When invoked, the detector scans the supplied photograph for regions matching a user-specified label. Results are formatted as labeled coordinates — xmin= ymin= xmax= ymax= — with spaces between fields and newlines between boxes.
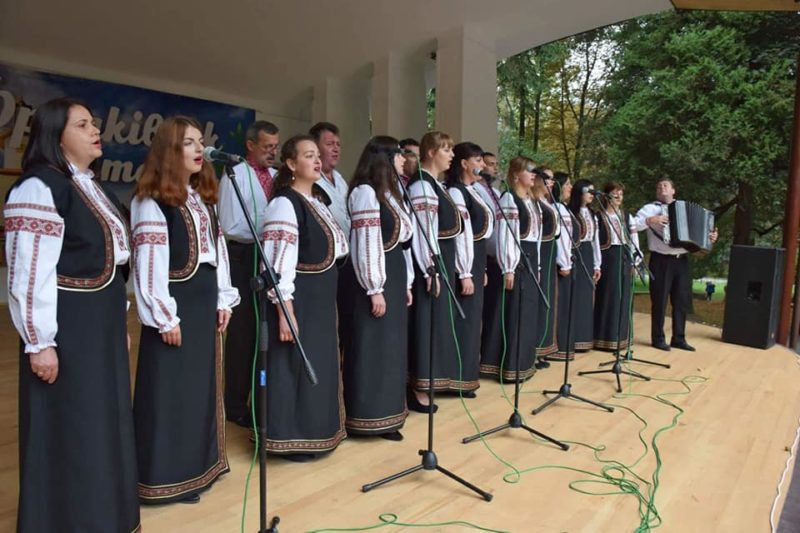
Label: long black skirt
xmin=135 ymin=264 xmax=228 ymax=503
xmin=452 ymin=238 xmax=487 ymax=391
xmin=18 ymin=270 xmax=139 ymax=533
xmin=573 ymin=242 xmax=595 ymax=351
xmin=409 ymin=238 xmax=459 ymax=392
xmin=594 ymin=245 xmax=633 ymax=351
xmin=555 ymin=266 xmax=575 ymax=358
xmin=341 ymin=247 xmax=408 ymax=435
xmin=536 ymin=239 xmax=558 ymax=357
xmin=265 ymin=266 xmax=345 ymax=454
xmin=479 ymin=241 xmax=539 ymax=382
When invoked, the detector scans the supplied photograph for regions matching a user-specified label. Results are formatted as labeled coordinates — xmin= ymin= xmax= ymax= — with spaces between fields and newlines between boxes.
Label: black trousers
xmin=224 ymin=241 xmax=258 ymax=421
xmin=648 ymin=252 xmax=690 ymax=344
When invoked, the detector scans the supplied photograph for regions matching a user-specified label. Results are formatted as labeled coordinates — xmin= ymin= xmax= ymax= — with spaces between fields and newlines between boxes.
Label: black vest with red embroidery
xmin=9 ymin=165 xmax=126 ymax=290
xmin=449 ymin=182 xmax=490 ymax=241
xmin=411 ymin=170 xmax=462 ymax=240
xmin=377 ymin=196 xmax=405 ymax=251
xmin=539 ymin=200 xmax=558 ymax=242
xmin=506 ymin=191 xmax=532 ymax=239
xmin=597 ymin=209 xmax=628 ymax=251
xmin=154 ymin=199 xmax=218 ymax=281
xmin=274 ymin=188 xmax=336 ymax=273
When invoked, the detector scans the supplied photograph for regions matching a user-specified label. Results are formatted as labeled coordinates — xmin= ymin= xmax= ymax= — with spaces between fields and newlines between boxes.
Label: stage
xmin=0 ymin=310 xmax=798 ymax=532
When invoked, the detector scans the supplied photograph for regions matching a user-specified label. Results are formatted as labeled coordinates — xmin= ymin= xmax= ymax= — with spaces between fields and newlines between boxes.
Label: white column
xmin=435 ymin=25 xmax=498 ymax=153
xmin=371 ymin=47 xmax=428 ymax=140
xmin=311 ymin=69 xmax=371 ymax=179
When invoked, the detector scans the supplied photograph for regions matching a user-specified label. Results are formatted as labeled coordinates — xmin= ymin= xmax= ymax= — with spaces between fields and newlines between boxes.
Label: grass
xmin=632 ymin=278 xmax=726 ymax=327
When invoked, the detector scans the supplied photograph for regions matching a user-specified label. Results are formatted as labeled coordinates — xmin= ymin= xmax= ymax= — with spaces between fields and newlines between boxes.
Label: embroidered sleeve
xmin=4 ymin=178 xmax=64 ymax=353
xmin=592 ymin=213 xmax=602 ymax=271
xmin=449 ymin=187 xmax=474 ymax=279
xmin=556 ymin=205 xmax=573 ymax=271
xmin=262 ymin=197 xmax=299 ymax=302
xmin=403 ymin=248 xmax=414 ymax=289
xmin=496 ymin=192 xmax=520 ymax=274
xmin=131 ymin=197 xmax=180 ymax=333
xmin=629 ymin=214 xmax=643 ymax=266
xmin=349 ymin=185 xmax=386 ymax=295
xmin=213 ymin=205 xmax=241 ymax=310
xmin=409 ymin=180 xmax=440 ymax=277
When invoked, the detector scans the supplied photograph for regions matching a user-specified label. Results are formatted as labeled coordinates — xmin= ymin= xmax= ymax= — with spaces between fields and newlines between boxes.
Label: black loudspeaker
xmin=722 ymin=245 xmax=784 ymax=349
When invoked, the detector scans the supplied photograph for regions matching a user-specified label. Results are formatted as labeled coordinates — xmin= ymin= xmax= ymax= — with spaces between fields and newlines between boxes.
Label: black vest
xmin=597 ymin=209 xmax=628 ymax=251
xmin=154 ymin=198 xmax=218 ymax=281
xmin=377 ymin=196 xmax=406 ymax=251
xmin=449 ymin=182 xmax=490 ymax=241
xmin=539 ymin=200 xmax=558 ymax=242
xmin=506 ymin=191 xmax=532 ymax=239
xmin=9 ymin=165 xmax=127 ymax=290
xmin=412 ymin=170 xmax=461 ymax=240
xmin=274 ymin=188 xmax=336 ymax=273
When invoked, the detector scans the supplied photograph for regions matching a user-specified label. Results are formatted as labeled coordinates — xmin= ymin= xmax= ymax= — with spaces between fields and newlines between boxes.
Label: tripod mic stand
xmin=532 ymin=199 xmax=613 ymax=415
xmin=462 ymin=181 xmax=565 ymax=448
xmin=219 ymin=162 xmax=316 ymax=533
xmin=578 ymin=196 xmax=651 ymax=392
xmin=593 ymin=197 xmax=670 ymax=371
xmin=362 ymin=164 xmax=492 ymax=502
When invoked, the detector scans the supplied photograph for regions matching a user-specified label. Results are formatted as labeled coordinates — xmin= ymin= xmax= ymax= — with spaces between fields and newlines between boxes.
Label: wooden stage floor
xmin=0 ymin=310 xmax=798 ymax=532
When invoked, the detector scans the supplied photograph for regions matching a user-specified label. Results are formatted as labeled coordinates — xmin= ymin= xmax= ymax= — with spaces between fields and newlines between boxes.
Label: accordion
xmin=664 ymin=200 xmax=715 ymax=254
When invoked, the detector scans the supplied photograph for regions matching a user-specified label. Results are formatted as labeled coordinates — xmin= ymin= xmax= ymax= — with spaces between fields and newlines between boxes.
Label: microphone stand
xmin=532 ymin=191 xmax=613 ymax=415
xmin=578 ymin=196 xmax=652 ymax=392
xmin=594 ymin=196 xmax=670 ymax=370
xmin=362 ymin=163 xmax=492 ymax=502
xmin=461 ymin=178 xmax=567 ymax=449
xmin=220 ymin=162 xmax=317 ymax=533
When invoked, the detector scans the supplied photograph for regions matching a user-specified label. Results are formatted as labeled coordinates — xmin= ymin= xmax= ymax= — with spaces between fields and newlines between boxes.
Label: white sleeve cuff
xmin=24 ymin=340 xmax=58 ymax=354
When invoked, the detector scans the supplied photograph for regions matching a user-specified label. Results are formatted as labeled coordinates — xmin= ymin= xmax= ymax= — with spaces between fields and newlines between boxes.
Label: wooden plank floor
xmin=0 ymin=308 xmax=798 ymax=532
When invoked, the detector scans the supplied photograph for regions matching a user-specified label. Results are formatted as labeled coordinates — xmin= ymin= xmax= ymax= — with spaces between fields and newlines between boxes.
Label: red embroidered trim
xmin=351 ymin=218 xmax=381 ymax=229
xmin=262 ymin=229 xmax=298 ymax=244
xmin=5 ymin=202 xmax=58 ymax=213
xmin=4 ymin=216 xmax=64 ymax=238
xmin=133 ymin=232 xmax=168 ymax=246
xmin=26 ymin=235 xmax=41 ymax=345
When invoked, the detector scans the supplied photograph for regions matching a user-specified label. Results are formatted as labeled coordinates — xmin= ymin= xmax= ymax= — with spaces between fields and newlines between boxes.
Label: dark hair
xmin=246 ymin=120 xmax=279 ymax=142
xmin=309 ymin=122 xmax=340 ymax=142
xmin=349 ymin=136 xmax=403 ymax=205
xmin=272 ymin=134 xmax=328 ymax=202
xmin=445 ymin=142 xmax=484 ymax=187
xmin=399 ymin=138 xmax=419 ymax=149
xmin=135 ymin=116 xmax=218 ymax=206
xmin=22 ymin=97 xmax=97 ymax=178
xmin=482 ymin=151 xmax=496 ymax=159
xmin=569 ymin=178 xmax=594 ymax=215
xmin=656 ymin=177 xmax=674 ymax=187
xmin=552 ymin=171 xmax=570 ymax=202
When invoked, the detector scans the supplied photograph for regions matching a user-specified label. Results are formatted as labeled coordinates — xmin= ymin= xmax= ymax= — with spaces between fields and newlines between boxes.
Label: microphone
xmin=202 ymin=146 xmax=244 ymax=165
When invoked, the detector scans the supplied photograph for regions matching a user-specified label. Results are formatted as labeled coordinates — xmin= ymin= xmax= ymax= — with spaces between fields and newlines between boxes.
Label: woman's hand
xmin=162 ymin=325 xmax=182 ymax=347
xmin=426 ymin=275 xmax=441 ymax=297
xmin=370 ymin=293 xmax=387 ymax=318
xmin=504 ymin=273 xmax=515 ymax=291
xmin=277 ymin=302 xmax=298 ymax=343
xmin=559 ymin=268 xmax=571 ymax=278
xmin=593 ymin=269 xmax=602 ymax=283
xmin=461 ymin=277 xmax=475 ymax=296
xmin=406 ymin=290 xmax=413 ymax=307
xmin=484 ymin=273 xmax=488 ymax=287
xmin=217 ymin=309 xmax=232 ymax=332
xmin=30 ymin=347 xmax=59 ymax=384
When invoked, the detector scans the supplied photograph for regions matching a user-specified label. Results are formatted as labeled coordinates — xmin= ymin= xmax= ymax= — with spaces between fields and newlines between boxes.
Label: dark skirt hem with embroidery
xmin=593 ymin=244 xmax=634 ymax=352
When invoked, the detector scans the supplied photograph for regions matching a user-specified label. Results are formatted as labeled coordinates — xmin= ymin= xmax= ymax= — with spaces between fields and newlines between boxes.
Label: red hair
xmin=135 ymin=116 xmax=218 ymax=206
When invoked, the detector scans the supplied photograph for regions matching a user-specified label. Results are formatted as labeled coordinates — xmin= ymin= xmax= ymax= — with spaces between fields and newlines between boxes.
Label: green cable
xmin=306 ymin=513 xmax=510 ymax=533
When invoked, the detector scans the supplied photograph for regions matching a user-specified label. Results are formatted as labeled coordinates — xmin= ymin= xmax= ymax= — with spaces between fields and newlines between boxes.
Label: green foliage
xmin=497 ymin=10 xmax=800 ymax=277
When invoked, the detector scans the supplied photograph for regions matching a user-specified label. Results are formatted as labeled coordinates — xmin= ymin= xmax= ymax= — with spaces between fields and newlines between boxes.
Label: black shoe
xmin=407 ymin=393 xmax=438 ymax=414
xmin=535 ymin=359 xmax=550 ymax=369
xmin=228 ymin=414 xmax=254 ymax=429
xmin=670 ymin=340 xmax=696 ymax=352
xmin=460 ymin=390 xmax=477 ymax=398
xmin=281 ymin=453 xmax=316 ymax=463
xmin=178 ymin=493 xmax=200 ymax=504
xmin=380 ymin=431 xmax=404 ymax=441
xmin=652 ymin=341 xmax=671 ymax=351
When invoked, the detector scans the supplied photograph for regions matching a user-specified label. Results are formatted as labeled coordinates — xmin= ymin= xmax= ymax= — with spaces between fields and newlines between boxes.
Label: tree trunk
xmin=533 ymin=90 xmax=541 ymax=153
xmin=518 ymin=85 xmax=526 ymax=142
xmin=732 ymin=180 xmax=754 ymax=245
